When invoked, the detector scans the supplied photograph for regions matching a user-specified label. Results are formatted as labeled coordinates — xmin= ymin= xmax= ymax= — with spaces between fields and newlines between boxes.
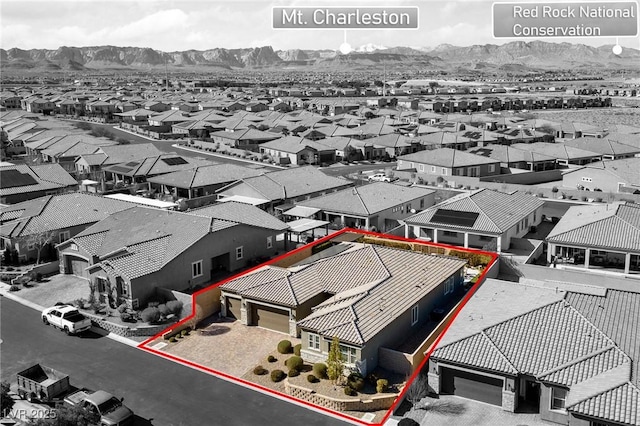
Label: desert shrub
xmin=141 ymin=307 xmax=161 ymax=323
xmin=293 ymin=344 xmax=301 ymax=356
xmin=166 ymin=300 xmax=183 ymax=316
xmin=307 ymin=374 xmax=318 ymax=383
xmin=376 ymin=379 xmax=389 ymax=393
xmin=267 ymin=355 xmax=277 ymax=363
xmin=158 ymin=304 xmax=169 ymax=316
xmin=347 ymin=372 xmax=365 ymax=391
xmin=277 ymin=340 xmax=292 ymax=354
xmin=344 ymin=386 xmax=357 ymax=396
xmin=253 ymin=365 xmax=268 ymax=375
xmin=581 ymin=196 xmax=588 ymax=201
xmin=288 ymin=369 xmax=299 ymax=378
xmin=398 ymin=419 xmax=420 ymax=426
xmin=313 ymin=363 xmax=327 ymax=379
xmin=551 ymin=186 xmax=559 ymax=193
xmin=117 ymin=303 xmax=128 ymax=314
xmin=181 ymin=329 xmax=189 ymax=337
xmin=169 ymin=336 xmax=177 ymax=343
xmin=285 ymin=356 xmax=304 ymax=372
xmin=74 ymin=299 xmax=86 ymax=309
xmin=270 ymin=369 xmax=285 ymax=382
xmin=9 ymin=285 xmax=20 ymax=292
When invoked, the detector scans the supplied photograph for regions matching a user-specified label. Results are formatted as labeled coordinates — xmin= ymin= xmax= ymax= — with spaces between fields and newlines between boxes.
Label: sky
xmin=1 ymin=0 xmax=639 ymax=52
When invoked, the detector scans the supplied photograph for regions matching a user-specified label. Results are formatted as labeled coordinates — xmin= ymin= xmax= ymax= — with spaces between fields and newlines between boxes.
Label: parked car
xmin=368 ymin=173 xmax=392 ymax=182
xmin=64 ymin=390 xmax=134 ymax=426
xmin=42 ymin=304 xmax=92 ymax=335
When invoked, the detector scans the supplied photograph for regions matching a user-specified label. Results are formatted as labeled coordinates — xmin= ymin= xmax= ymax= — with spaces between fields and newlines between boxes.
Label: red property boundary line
xmin=138 ymin=228 xmax=499 ymax=425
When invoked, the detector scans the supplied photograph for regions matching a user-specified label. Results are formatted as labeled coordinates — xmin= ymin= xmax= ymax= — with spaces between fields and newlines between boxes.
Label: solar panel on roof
xmin=0 ymin=169 xmax=39 ymax=189
xmin=161 ymin=157 xmax=188 ymax=166
xmin=431 ymin=209 xmax=479 ymax=227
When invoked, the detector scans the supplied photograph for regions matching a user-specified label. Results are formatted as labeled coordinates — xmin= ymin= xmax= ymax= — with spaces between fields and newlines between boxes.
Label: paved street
xmin=0 ymin=297 xmax=350 ymax=426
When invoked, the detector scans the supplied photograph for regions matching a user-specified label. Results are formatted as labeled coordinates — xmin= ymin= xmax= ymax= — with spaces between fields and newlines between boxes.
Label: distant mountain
xmin=1 ymin=41 xmax=638 ymax=72
xmin=355 ymin=43 xmax=387 ymax=53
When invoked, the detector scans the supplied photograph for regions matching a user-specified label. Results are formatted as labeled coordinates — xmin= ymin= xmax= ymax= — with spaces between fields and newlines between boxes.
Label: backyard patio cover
xmin=286 ymin=218 xmax=329 ymax=234
xmin=217 ymin=195 xmax=270 ymax=206
xmin=283 ymin=205 xmax=320 ymax=218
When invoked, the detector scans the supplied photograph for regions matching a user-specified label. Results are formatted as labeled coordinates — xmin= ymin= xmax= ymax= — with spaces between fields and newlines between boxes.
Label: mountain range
xmin=1 ymin=41 xmax=638 ymax=73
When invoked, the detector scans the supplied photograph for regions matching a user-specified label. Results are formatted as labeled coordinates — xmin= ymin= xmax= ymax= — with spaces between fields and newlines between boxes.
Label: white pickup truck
xmin=41 ymin=304 xmax=92 ymax=335
xmin=64 ymin=390 xmax=134 ymax=426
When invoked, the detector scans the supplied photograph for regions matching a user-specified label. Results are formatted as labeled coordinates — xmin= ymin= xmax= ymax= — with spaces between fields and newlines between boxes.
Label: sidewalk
xmin=0 ymin=282 xmax=139 ymax=348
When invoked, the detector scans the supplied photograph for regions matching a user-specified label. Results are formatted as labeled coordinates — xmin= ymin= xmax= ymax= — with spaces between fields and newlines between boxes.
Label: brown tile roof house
xmin=103 ymin=154 xmax=213 ymax=183
xmin=146 ymin=163 xmax=264 ymax=200
xmin=561 ymin=158 xmax=640 ymax=194
xmin=403 ymin=189 xmax=544 ymax=252
xmin=428 ymin=278 xmax=640 ymax=426
xmin=397 ymin=147 xmax=501 ymax=178
xmin=545 ymin=202 xmax=640 ymax=275
xmin=220 ymin=241 xmax=466 ymax=375
xmin=0 ymin=193 xmax=135 ymax=262
xmin=0 ymin=164 xmax=78 ymax=204
xmin=57 ymin=206 xmax=285 ymax=307
xmin=297 ymin=182 xmax=435 ymax=232
xmin=217 ymin=166 xmax=353 ymax=213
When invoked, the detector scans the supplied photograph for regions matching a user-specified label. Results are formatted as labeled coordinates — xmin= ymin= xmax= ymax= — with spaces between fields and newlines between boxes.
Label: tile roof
xmin=189 ymin=201 xmax=289 ymax=231
xmin=398 ymin=147 xmax=500 ymax=168
xmin=146 ymin=163 xmax=263 ymax=188
xmin=103 ymin=154 xmax=213 ymax=177
xmin=222 ymin=167 xmax=352 ymax=202
xmin=568 ymin=157 xmax=640 ymax=185
xmin=431 ymin=279 xmax=640 ymax=426
xmin=223 ymin=243 xmax=466 ymax=345
xmin=299 ymin=182 xmax=434 ymax=216
xmin=546 ymin=202 xmax=640 ymax=252
xmin=404 ymin=188 xmax=543 ymax=234
xmin=568 ymin=383 xmax=640 ymax=426
xmin=71 ymin=207 xmax=237 ymax=280
xmin=0 ymin=193 xmax=135 ymax=237
xmin=0 ymin=164 xmax=77 ymax=196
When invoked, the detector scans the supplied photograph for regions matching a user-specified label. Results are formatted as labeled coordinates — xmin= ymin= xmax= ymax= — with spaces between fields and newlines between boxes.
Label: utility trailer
xmin=16 ymin=364 xmax=71 ymax=403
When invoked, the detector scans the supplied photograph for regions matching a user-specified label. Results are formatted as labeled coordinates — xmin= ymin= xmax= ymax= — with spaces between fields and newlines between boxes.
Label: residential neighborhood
xmin=2 ymin=2 xmax=640 ymax=426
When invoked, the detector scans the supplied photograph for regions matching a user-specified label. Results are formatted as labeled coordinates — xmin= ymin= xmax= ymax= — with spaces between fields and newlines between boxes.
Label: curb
xmin=0 ymin=287 xmax=140 ymax=348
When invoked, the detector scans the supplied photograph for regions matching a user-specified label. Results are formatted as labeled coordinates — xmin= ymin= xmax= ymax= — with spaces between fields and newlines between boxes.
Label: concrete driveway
xmin=156 ymin=316 xmax=301 ymax=377
xmin=403 ymin=395 xmax=551 ymax=426
xmin=9 ymin=273 xmax=90 ymax=309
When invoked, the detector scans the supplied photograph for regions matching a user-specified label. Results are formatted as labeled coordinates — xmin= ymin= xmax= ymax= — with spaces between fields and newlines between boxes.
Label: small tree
xmin=1 ymin=381 xmax=14 ymax=417
xmin=25 ymin=230 xmax=56 ymax=264
xmin=29 ymin=403 xmax=100 ymax=426
xmin=406 ymin=373 xmax=430 ymax=407
xmin=327 ymin=336 xmax=345 ymax=386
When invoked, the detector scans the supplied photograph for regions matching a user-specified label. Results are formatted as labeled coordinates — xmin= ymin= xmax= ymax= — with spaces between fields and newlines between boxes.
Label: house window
xmin=411 ymin=304 xmax=419 ymax=326
xmin=489 ymin=164 xmax=496 ymax=173
xmin=59 ymin=231 xmax=71 ymax=243
xmin=308 ymin=333 xmax=320 ymax=351
xmin=236 ymin=246 xmax=244 ymax=260
xmin=69 ymin=242 xmax=78 ymax=251
xmin=431 ymin=166 xmax=436 ymax=173
xmin=192 ymin=260 xmax=203 ymax=278
xmin=420 ymin=199 xmax=425 ymax=209
xmin=27 ymin=241 xmax=36 ymax=251
xmin=551 ymin=387 xmax=567 ymax=411
xmin=444 ymin=277 xmax=455 ymax=295
xmin=581 ymin=177 xmax=592 ymax=182
xmin=335 ymin=344 xmax=358 ymax=364
xmin=419 ymin=164 xmax=424 ymax=172
xmin=441 ymin=168 xmax=447 ymax=175
xmin=96 ymin=277 xmax=107 ymax=293
xmin=266 ymin=236 xmax=273 ymax=249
